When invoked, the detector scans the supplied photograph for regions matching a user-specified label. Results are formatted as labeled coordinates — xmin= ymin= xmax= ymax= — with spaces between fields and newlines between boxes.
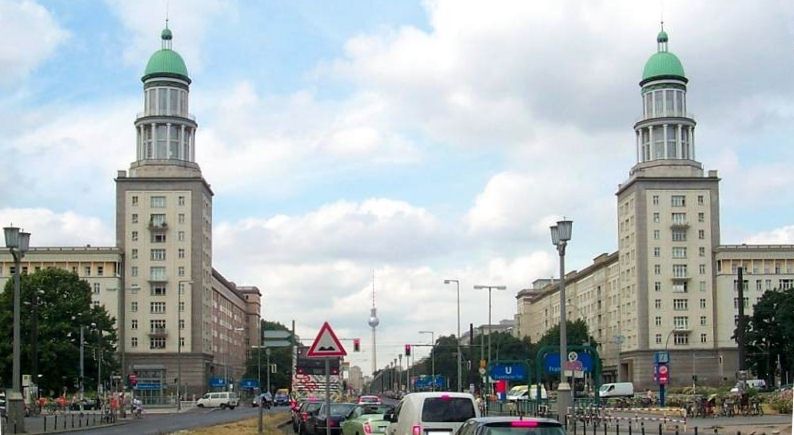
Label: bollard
xmin=629 ymin=421 xmax=633 ymax=435
xmin=79 ymin=414 xmax=82 ymax=428
xmin=44 ymin=415 xmax=48 ymax=432
xmin=617 ymin=422 xmax=620 ymax=435
xmin=55 ymin=414 xmax=58 ymax=429
xmin=641 ymin=421 xmax=646 ymax=435
xmin=573 ymin=416 xmax=578 ymax=435
xmin=604 ymin=422 xmax=608 ymax=435
xmin=658 ymin=423 xmax=662 ymax=435
xmin=593 ymin=418 xmax=597 ymax=434
xmin=71 ymin=413 xmax=75 ymax=428
xmin=675 ymin=425 xmax=678 ymax=435
xmin=695 ymin=427 xmax=698 ymax=435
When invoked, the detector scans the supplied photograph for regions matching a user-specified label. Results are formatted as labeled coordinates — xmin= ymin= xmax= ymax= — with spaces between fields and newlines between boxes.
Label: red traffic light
xmin=405 ymin=344 xmax=411 ymax=356
xmin=353 ymin=338 xmax=361 ymax=352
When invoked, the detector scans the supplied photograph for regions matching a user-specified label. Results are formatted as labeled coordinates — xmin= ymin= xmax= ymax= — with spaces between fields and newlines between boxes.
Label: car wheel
xmin=230 ymin=406 xmax=236 ymax=410
xmin=220 ymin=403 xmax=227 ymax=409
xmin=197 ymin=404 xmax=204 ymax=408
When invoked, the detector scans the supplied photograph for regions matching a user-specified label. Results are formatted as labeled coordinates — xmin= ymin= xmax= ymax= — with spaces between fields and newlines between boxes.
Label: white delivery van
xmin=506 ymin=384 xmax=548 ymax=401
xmin=196 ymin=391 xmax=239 ymax=409
xmin=385 ymin=392 xmax=480 ymax=435
xmin=599 ymin=382 xmax=634 ymax=398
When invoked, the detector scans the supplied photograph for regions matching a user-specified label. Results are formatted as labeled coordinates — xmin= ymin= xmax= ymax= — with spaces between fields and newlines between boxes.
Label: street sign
xmin=544 ymin=352 xmax=593 ymax=373
xmin=488 ymin=362 xmax=528 ymax=381
xmin=263 ymin=330 xmax=291 ymax=339
xmin=658 ymin=364 xmax=669 ymax=385
xmin=654 ymin=351 xmax=670 ymax=364
xmin=209 ymin=377 xmax=226 ymax=388
xmin=262 ymin=340 xmax=292 ymax=347
xmin=306 ymin=322 xmax=347 ymax=358
xmin=240 ymin=379 xmax=259 ymax=389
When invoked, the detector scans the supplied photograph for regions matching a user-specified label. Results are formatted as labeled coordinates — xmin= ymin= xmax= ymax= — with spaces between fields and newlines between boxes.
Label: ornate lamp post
xmin=4 ymin=225 xmax=30 ymax=434
xmin=550 ymin=218 xmax=573 ymax=420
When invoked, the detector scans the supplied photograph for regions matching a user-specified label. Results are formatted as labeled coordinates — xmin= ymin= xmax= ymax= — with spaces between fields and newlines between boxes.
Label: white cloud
xmin=0 ymin=208 xmax=113 ymax=246
xmin=0 ymin=0 xmax=69 ymax=84
xmin=745 ymin=226 xmax=794 ymax=245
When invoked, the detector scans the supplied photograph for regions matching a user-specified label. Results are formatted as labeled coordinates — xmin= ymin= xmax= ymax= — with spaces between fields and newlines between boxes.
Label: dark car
xmin=294 ymin=401 xmax=323 ymax=434
xmin=305 ymin=402 xmax=357 ymax=435
xmin=68 ymin=398 xmax=96 ymax=411
xmin=274 ymin=392 xmax=290 ymax=406
xmin=455 ymin=417 xmax=565 ymax=435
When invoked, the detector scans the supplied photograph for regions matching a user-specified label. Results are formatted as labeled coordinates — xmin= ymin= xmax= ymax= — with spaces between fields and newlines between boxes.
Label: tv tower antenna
xmin=367 ymin=270 xmax=380 ymax=375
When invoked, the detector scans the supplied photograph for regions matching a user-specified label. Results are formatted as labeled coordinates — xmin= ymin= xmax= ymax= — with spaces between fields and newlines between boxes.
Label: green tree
xmin=0 ymin=268 xmax=118 ymax=395
xmin=744 ymin=287 xmax=794 ymax=386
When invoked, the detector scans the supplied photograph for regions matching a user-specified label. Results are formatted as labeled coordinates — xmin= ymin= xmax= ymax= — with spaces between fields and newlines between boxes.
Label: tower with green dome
xmin=632 ymin=24 xmax=698 ymax=174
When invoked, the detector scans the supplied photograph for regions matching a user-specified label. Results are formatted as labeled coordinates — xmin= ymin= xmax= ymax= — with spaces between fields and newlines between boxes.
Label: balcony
xmin=148 ymin=221 xmax=168 ymax=231
xmin=148 ymin=328 xmax=169 ymax=337
xmin=635 ymin=111 xmax=696 ymax=123
xmin=670 ymin=220 xmax=689 ymax=229
xmin=136 ymin=111 xmax=196 ymax=121
xmin=148 ymin=275 xmax=168 ymax=283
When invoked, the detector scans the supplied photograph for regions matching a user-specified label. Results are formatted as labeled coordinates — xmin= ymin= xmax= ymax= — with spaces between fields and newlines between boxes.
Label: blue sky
xmin=2 ymin=0 xmax=794 ymax=373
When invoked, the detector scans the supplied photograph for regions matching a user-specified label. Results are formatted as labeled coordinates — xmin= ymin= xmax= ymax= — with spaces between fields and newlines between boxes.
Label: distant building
xmin=514 ymin=27 xmax=794 ymax=388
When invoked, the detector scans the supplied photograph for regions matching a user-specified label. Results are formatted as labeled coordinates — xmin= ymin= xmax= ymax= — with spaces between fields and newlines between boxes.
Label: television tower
xmin=367 ymin=271 xmax=380 ymax=375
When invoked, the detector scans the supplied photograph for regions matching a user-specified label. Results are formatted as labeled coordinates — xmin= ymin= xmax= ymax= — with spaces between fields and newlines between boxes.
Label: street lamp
xmin=444 ymin=279 xmax=462 ymax=392
xmin=473 ymin=284 xmax=506 ymax=399
xmin=550 ymin=218 xmax=573 ymax=419
xmin=4 ymin=224 xmax=30 ymax=434
xmin=177 ymin=279 xmax=192 ymax=411
xmin=419 ymin=331 xmax=435 ymax=391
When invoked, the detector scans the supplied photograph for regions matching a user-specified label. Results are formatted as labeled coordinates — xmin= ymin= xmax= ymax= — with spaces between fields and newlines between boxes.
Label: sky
xmin=2 ymin=0 xmax=794 ymax=374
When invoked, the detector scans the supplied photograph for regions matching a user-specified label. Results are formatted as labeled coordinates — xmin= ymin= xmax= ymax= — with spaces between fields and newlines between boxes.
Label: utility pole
xmin=737 ymin=267 xmax=746 ymax=371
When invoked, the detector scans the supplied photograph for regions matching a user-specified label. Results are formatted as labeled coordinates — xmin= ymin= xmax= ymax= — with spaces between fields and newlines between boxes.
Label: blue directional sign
xmin=209 ymin=377 xmax=227 ymax=388
xmin=488 ymin=362 xmax=528 ymax=381
xmin=134 ymin=382 xmax=161 ymax=391
xmin=240 ymin=379 xmax=259 ymax=389
xmin=543 ymin=352 xmax=593 ymax=374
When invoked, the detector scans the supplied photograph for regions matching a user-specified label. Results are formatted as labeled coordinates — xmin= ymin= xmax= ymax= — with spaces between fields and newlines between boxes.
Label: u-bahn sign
xmin=488 ymin=362 xmax=528 ymax=381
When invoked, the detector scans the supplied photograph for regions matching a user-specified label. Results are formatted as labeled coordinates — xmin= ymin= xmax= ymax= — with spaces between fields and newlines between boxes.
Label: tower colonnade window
xmin=144 ymin=86 xmax=189 ymax=117
xmin=136 ymin=122 xmax=194 ymax=161
xmin=642 ymin=88 xmax=687 ymax=118
xmin=636 ymin=123 xmax=695 ymax=163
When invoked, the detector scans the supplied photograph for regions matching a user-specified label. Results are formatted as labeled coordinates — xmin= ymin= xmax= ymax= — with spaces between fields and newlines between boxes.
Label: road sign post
xmin=307 ymin=322 xmax=347 ymax=435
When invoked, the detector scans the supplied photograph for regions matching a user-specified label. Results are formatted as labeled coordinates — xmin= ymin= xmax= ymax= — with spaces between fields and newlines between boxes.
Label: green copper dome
xmin=142 ymin=28 xmax=190 ymax=83
xmin=640 ymin=28 xmax=686 ymax=85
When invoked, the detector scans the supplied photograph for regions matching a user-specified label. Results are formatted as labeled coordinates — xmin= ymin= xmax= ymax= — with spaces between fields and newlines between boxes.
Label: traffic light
xmin=405 ymin=344 xmax=411 ymax=356
xmin=353 ymin=338 xmax=360 ymax=352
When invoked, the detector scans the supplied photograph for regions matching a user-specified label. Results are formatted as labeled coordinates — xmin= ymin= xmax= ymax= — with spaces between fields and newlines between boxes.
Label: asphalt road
xmin=70 ymin=405 xmax=287 ymax=434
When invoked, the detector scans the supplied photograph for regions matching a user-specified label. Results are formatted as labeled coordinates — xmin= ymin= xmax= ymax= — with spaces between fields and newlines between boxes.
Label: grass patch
xmin=173 ymin=412 xmax=290 ymax=434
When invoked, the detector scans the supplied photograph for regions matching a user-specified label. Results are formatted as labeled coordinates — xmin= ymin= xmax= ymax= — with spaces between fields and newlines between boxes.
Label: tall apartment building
xmin=1 ymin=26 xmax=261 ymax=397
xmin=514 ymin=28 xmax=794 ymax=389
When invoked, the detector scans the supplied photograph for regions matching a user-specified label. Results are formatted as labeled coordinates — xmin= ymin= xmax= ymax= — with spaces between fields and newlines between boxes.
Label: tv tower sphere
xmin=368 ymin=307 xmax=380 ymax=327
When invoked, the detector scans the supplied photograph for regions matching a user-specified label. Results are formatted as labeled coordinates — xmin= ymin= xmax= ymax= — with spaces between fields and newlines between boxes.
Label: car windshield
xmin=327 ymin=403 xmax=357 ymax=416
xmin=421 ymin=397 xmax=476 ymax=422
xmin=361 ymin=405 xmax=392 ymax=415
xmin=484 ymin=427 xmax=565 ymax=435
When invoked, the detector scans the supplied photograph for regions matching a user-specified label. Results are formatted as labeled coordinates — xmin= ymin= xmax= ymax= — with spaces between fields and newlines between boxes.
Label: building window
xmin=780 ymin=279 xmax=794 ymax=290
xmin=131 ymin=266 xmax=138 ymax=277
xmin=178 ymin=249 xmax=185 ymax=259
xmin=698 ymin=212 xmax=704 ymax=223
xmin=178 ymin=195 xmax=185 ymax=206
xmin=150 ymin=302 xmax=166 ymax=314
xmin=655 ymin=281 xmax=662 ymax=292
xmin=673 ymin=299 xmax=688 ymax=311
xmin=179 ymin=319 xmax=185 ymax=329
xmin=150 ymin=213 xmax=166 ymax=227
xmin=131 ymin=337 xmax=138 ymax=348
xmin=672 ymin=282 xmax=688 ymax=293
xmin=132 ymin=214 xmax=138 ymax=224
xmin=700 ymin=316 xmax=707 ymax=326
xmin=178 ymin=266 xmax=185 ymax=277
xmin=733 ymin=297 xmax=749 ymax=309
xmin=671 ymin=212 xmax=686 ymax=224
xmin=699 ymin=264 xmax=706 ymax=274
xmin=179 ymin=301 xmax=185 ymax=312
xmin=699 ymin=247 xmax=705 ymax=257
xmin=149 ymin=337 xmax=166 ymax=349
xmin=653 ymin=212 xmax=660 ymax=223
xmin=756 ymin=280 xmax=762 ymax=291
xmin=697 ymin=195 xmax=704 ymax=205
xmin=151 ymin=284 xmax=167 ymax=296
xmin=131 ymin=249 xmax=138 ymax=259
xmin=178 ymin=231 xmax=185 ymax=241
xmin=765 ymin=279 xmax=772 ymax=290
xmin=700 ymin=281 xmax=706 ymax=292
xmin=151 ymin=249 xmax=166 ymax=261
xmin=698 ymin=229 xmax=705 ymax=239
xmin=93 ymin=283 xmax=100 ymax=294
xmin=84 ymin=266 xmax=91 ymax=276
xmin=673 ymin=264 xmax=688 ymax=278
xmin=656 ymin=334 xmax=662 ymax=344
xmin=654 ymin=264 xmax=661 ymax=275
xmin=180 ymin=337 xmax=185 ymax=347
xmin=672 ymin=247 xmax=687 ymax=258
xmin=673 ymin=316 xmax=689 ymax=329
xmin=700 ymin=298 xmax=706 ymax=308
xmin=672 ymin=230 xmax=687 ymax=241
xmin=700 ymin=333 xmax=707 ymax=343
xmin=132 ymin=231 xmax=138 ymax=241
xmin=674 ymin=332 xmax=689 ymax=345
xmin=150 ymin=266 xmax=166 ymax=281
xmin=131 ymin=302 xmax=138 ymax=312
xmin=671 ymin=195 xmax=686 ymax=207
xmin=131 ymin=196 xmax=139 ymax=206
xmin=654 ymin=230 xmax=660 ymax=240
xmin=653 ymin=247 xmax=661 ymax=257
xmin=131 ymin=319 xmax=138 ymax=329
xmin=655 ymin=299 xmax=662 ymax=309
xmin=152 ymin=233 xmax=166 ymax=243
xmin=653 ymin=195 xmax=659 ymax=205
xmin=150 ymin=319 xmax=166 ymax=332
xmin=151 ymin=196 xmax=166 ymax=208
xmin=178 ymin=213 xmax=185 ymax=224
xmin=655 ymin=316 xmax=662 ymax=326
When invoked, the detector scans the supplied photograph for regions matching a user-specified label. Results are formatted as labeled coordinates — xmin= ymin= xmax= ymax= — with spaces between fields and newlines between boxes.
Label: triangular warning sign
xmin=307 ymin=321 xmax=347 ymax=358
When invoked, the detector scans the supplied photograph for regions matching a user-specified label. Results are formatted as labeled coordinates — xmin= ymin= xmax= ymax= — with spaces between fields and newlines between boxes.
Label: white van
xmin=196 ymin=391 xmax=239 ymax=409
xmin=506 ymin=384 xmax=548 ymax=401
xmin=599 ymin=382 xmax=634 ymax=398
xmin=385 ymin=392 xmax=480 ymax=435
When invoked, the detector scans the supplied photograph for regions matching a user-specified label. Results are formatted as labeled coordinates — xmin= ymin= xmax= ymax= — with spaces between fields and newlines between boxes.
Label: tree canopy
xmin=744 ymin=287 xmax=794 ymax=385
xmin=0 ymin=268 xmax=118 ymax=396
